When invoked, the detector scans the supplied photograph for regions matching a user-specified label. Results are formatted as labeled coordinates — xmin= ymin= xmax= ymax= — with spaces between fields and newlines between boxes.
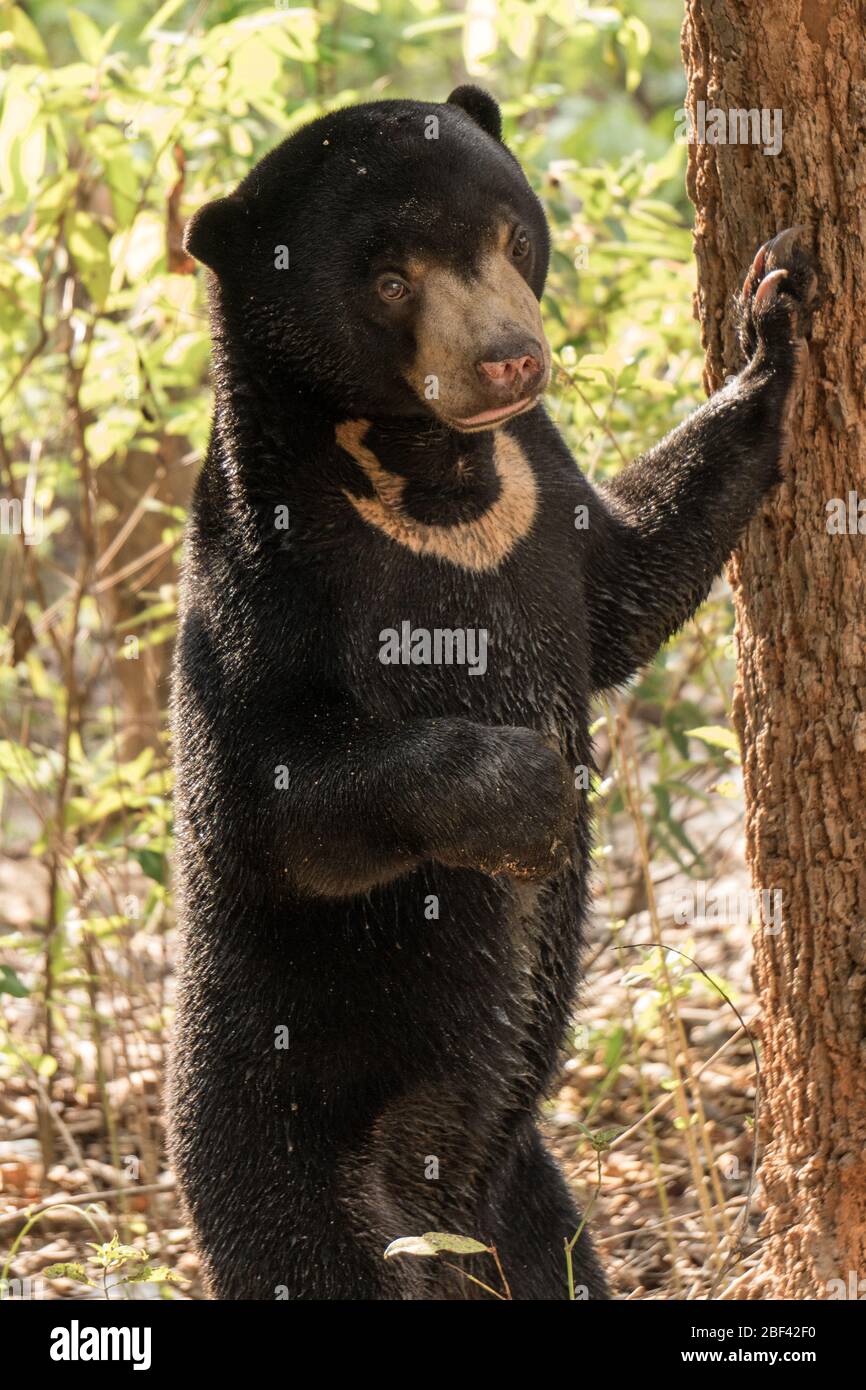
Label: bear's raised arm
xmin=582 ymin=229 xmax=816 ymax=692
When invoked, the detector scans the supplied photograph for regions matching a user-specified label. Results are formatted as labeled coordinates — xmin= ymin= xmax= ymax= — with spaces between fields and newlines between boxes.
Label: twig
xmin=0 ymin=1181 xmax=175 ymax=1233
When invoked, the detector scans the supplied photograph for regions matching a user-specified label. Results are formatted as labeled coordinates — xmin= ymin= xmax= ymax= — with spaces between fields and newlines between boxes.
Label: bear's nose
xmin=476 ymin=344 xmax=545 ymax=397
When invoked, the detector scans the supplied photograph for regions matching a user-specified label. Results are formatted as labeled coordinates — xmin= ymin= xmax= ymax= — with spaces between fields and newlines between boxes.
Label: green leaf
xmin=68 ymin=9 xmax=111 ymax=64
xmin=713 ymin=778 xmax=740 ymax=799
xmin=0 ymin=741 xmax=56 ymax=792
xmin=383 ymin=1232 xmax=489 ymax=1259
xmin=4 ymin=6 xmax=48 ymax=62
xmin=65 ymin=211 xmax=111 ymax=307
xmin=141 ymin=0 xmax=189 ymax=39
xmin=88 ymin=1235 xmax=145 ymax=1267
xmin=133 ymin=849 xmax=165 ymax=884
xmin=0 ymin=75 xmax=45 ymax=204
xmin=43 ymin=1262 xmax=89 ymax=1281
xmin=574 ymin=1120 xmax=623 ymax=1151
xmin=686 ymin=725 xmax=741 ymax=758
xmin=0 ymin=964 xmax=29 ymax=997
xmin=115 ymin=601 xmax=176 ymax=633
xmin=85 ymin=408 xmax=141 ymax=465
xmin=617 ymin=15 xmax=651 ymax=93
xmin=591 ymin=1125 xmax=626 ymax=1149
xmin=124 ymin=1265 xmax=184 ymax=1284
xmin=137 ymin=621 xmax=178 ymax=651
xmin=401 ymin=15 xmax=464 ymax=39
xmin=116 ymin=211 xmax=166 ymax=283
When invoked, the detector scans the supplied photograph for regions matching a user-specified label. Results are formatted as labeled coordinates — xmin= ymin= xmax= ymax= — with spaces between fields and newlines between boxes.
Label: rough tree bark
xmin=681 ymin=1 xmax=866 ymax=1298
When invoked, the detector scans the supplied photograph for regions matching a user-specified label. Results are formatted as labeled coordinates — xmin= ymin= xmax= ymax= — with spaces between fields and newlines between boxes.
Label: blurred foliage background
xmin=0 ymin=0 xmax=760 ymax=1299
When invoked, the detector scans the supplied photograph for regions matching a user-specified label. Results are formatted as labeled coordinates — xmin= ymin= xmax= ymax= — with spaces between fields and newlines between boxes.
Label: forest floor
xmin=1 ymin=733 xmax=762 ymax=1301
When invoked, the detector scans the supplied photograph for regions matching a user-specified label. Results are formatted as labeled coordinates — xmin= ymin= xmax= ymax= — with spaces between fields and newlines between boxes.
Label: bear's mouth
xmin=448 ymin=394 xmax=540 ymax=433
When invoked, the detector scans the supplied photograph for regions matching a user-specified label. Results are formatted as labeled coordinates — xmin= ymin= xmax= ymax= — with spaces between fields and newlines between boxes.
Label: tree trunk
xmin=681 ymin=0 xmax=866 ymax=1298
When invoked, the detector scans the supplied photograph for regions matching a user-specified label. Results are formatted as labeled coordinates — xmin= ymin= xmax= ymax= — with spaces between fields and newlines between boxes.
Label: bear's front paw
xmin=434 ymin=726 xmax=577 ymax=883
xmin=736 ymin=227 xmax=819 ymax=365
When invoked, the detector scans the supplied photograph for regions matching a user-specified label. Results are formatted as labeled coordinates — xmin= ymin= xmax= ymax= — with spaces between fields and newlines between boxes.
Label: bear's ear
xmin=446 ymin=85 xmax=502 ymax=142
xmin=183 ymin=194 xmax=249 ymax=274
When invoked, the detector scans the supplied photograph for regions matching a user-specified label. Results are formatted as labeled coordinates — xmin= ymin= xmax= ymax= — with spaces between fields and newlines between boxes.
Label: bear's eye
xmin=378 ymin=276 xmax=410 ymax=303
xmin=511 ymin=229 xmax=531 ymax=261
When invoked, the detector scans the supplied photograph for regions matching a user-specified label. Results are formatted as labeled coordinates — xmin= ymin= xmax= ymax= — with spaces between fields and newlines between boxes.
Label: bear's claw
xmin=737 ymin=226 xmax=818 ymax=361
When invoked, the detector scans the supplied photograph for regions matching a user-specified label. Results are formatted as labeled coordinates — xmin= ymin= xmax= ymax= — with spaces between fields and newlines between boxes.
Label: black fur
xmin=168 ymin=93 xmax=815 ymax=1300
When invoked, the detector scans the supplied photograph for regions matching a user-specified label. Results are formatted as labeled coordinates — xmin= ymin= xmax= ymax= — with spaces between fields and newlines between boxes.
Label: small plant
xmin=44 ymin=1231 xmax=185 ymax=1300
xmin=566 ymin=1123 xmax=625 ymax=1300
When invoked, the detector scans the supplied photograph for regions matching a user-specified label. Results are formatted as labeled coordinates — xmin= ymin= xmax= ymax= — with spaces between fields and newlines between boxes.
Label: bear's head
xmin=185 ymin=88 xmax=552 ymax=432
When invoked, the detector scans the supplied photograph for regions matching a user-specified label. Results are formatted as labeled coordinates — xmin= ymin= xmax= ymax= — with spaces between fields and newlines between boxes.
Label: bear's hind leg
xmin=171 ymin=1081 xmax=418 ymax=1300
xmin=482 ymin=1125 xmax=609 ymax=1301
xmin=181 ymin=1156 xmax=403 ymax=1301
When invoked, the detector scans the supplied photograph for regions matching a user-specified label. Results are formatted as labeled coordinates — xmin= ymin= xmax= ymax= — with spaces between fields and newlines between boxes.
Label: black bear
xmin=168 ymin=86 xmax=816 ymax=1300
